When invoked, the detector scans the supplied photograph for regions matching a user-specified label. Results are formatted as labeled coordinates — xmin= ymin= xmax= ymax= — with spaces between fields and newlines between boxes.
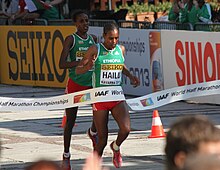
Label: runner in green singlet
xmin=76 ymin=23 xmax=140 ymax=168
xmin=59 ymin=10 xmax=98 ymax=170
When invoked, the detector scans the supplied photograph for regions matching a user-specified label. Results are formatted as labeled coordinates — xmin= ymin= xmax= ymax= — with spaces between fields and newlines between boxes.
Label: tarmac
xmin=0 ymin=84 xmax=220 ymax=170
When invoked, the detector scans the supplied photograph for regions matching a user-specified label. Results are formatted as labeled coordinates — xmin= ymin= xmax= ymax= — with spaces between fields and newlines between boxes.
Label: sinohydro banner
xmin=0 ymin=26 xmax=76 ymax=87
xmin=160 ymin=30 xmax=220 ymax=104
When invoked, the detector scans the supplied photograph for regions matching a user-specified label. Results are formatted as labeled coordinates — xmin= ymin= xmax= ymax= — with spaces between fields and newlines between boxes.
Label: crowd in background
xmin=0 ymin=0 xmax=219 ymax=25
xmin=0 ymin=0 xmax=96 ymax=22
xmin=168 ymin=0 xmax=215 ymax=25
xmin=0 ymin=0 xmax=66 ymax=24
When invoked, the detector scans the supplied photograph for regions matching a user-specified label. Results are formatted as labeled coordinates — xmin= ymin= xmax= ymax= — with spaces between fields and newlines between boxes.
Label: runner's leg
xmin=93 ymin=110 xmax=109 ymax=156
xmin=63 ymin=107 xmax=78 ymax=153
xmin=111 ymin=101 xmax=130 ymax=146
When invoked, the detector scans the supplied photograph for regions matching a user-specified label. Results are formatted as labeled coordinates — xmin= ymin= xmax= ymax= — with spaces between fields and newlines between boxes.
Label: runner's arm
xmin=91 ymin=34 xmax=98 ymax=43
xmin=75 ymin=45 xmax=98 ymax=74
xmin=59 ymin=35 xmax=79 ymax=69
xmin=120 ymin=45 xmax=140 ymax=87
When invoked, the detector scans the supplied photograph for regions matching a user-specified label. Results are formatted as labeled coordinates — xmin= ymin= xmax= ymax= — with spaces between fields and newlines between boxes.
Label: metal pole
xmin=108 ymin=0 xmax=112 ymax=10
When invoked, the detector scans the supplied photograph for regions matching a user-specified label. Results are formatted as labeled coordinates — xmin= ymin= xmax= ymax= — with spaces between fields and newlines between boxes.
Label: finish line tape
xmin=0 ymin=86 xmax=125 ymax=112
xmin=127 ymin=80 xmax=220 ymax=110
xmin=0 ymin=80 xmax=220 ymax=112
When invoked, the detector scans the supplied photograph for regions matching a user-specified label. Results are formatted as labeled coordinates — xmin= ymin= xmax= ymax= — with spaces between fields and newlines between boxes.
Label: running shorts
xmin=93 ymin=101 xmax=123 ymax=111
xmin=65 ymin=78 xmax=91 ymax=94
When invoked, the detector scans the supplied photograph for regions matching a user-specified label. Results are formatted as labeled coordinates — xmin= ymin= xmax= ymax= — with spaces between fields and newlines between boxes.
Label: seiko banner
xmin=0 ymin=26 xmax=76 ymax=87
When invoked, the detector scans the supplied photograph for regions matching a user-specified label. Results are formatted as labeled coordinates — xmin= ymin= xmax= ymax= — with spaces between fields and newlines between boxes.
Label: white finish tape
xmin=0 ymin=80 xmax=220 ymax=112
xmin=0 ymin=86 xmax=125 ymax=111
xmin=126 ymin=80 xmax=220 ymax=111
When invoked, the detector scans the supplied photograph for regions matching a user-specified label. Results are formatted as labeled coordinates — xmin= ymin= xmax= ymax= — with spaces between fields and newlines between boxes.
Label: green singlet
xmin=93 ymin=43 xmax=124 ymax=88
xmin=69 ymin=33 xmax=95 ymax=86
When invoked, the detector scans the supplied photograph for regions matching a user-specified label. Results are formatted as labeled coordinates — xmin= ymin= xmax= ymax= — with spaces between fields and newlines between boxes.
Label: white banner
xmin=160 ymin=30 xmax=220 ymax=104
xmin=0 ymin=86 xmax=125 ymax=111
xmin=126 ymin=80 xmax=220 ymax=110
xmin=0 ymin=81 xmax=220 ymax=112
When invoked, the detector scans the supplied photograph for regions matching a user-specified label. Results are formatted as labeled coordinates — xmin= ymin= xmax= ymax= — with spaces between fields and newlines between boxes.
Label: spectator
xmin=45 ymin=0 xmax=65 ymax=18
xmin=40 ymin=0 xmax=64 ymax=20
xmin=0 ymin=0 xmax=18 ymax=18
xmin=9 ymin=0 xmax=64 ymax=24
xmin=25 ymin=159 xmax=61 ymax=170
xmin=168 ymin=0 xmax=183 ymax=22
xmin=168 ymin=0 xmax=212 ymax=25
xmin=9 ymin=0 xmax=44 ymax=24
xmin=59 ymin=10 xmax=97 ymax=170
xmin=165 ymin=115 xmax=220 ymax=170
xmin=194 ymin=0 xmax=212 ymax=23
xmin=183 ymin=154 xmax=220 ymax=170
xmin=168 ymin=0 xmax=196 ymax=23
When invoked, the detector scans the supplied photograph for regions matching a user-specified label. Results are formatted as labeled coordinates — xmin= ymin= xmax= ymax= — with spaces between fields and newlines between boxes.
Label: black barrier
xmin=0 ymin=16 xmax=8 ymax=25
xmin=152 ymin=21 xmax=193 ymax=31
xmin=2 ymin=17 xmax=220 ymax=33
xmin=118 ymin=20 xmax=152 ymax=29
xmin=89 ymin=19 xmax=116 ymax=27
xmin=10 ymin=18 xmax=48 ymax=25
xmin=194 ymin=22 xmax=220 ymax=32
xmin=47 ymin=19 xmax=73 ymax=26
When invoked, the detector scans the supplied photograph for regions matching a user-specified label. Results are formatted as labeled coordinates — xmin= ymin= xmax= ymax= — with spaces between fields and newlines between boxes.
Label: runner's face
xmin=103 ymin=29 xmax=119 ymax=50
xmin=75 ymin=13 xmax=89 ymax=33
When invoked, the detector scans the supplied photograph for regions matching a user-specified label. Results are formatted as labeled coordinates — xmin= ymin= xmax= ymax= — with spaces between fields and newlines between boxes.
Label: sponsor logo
xmin=157 ymin=93 xmax=169 ymax=101
xmin=140 ymin=98 xmax=154 ymax=106
xmin=103 ymin=59 xmax=121 ymax=63
xmin=89 ymin=40 xmax=93 ymax=44
xmin=102 ymin=52 xmax=108 ymax=55
xmin=128 ymin=102 xmax=139 ymax=106
xmin=114 ymin=51 xmax=120 ymax=55
xmin=111 ymin=90 xmax=123 ymax=95
xmin=74 ymin=93 xmax=91 ymax=103
xmin=101 ymin=64 xmax=123 ymax=70
xmin=95 ymin=90 xmax=109 ymax=97
xmin=175 ymin=41 xmax=220 ymax=86
xmin=79 ymin=47 xmax=88 ymax=51
xmin=78 ymin=41 xmax=84 ymax=44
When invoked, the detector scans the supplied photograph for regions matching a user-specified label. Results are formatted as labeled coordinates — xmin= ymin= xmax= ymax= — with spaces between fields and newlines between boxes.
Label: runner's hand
xmin=130 ymin=76 xmax=140 ymax=88
xmin=83 ymin=59 xmax=94 ymax=71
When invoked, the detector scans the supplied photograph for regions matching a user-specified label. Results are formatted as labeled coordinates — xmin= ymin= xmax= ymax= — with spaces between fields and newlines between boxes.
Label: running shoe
xmin=87 ymin=128 xmax=98 ymax=149
xmin=62 ymin=155 xmax=71 ymax=170
xmin=110 ymin=141 xmax=123 ymax=168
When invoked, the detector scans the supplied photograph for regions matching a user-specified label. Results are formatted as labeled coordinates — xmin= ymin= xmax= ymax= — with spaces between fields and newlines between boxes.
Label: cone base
xmin=148 ymin=134 xmax=166 ymax=138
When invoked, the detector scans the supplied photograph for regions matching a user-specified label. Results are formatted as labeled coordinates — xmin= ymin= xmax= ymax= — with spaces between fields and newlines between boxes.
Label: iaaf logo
xmin=95 ymin=90 xmax=109 ymax=97
xmin=74 ymin=93 xmax=91 ymax=103
xmin=157 ymin=93 xmax=169 ymax=101
xmin=140 ymin=98 xmax=154 ymax=107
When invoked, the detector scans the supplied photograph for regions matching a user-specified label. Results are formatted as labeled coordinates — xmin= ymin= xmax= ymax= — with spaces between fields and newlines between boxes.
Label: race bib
xmin=100 ymin=64 xmax=123 ymax=85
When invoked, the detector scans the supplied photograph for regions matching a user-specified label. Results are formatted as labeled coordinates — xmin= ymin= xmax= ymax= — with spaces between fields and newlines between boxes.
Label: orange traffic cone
xmin=60 ymin=111 xmax=67 ymax=128
xmin=60 ymin=111 xmax=78 ymax=128
xmin=148 ymin=110 xmax=166 ymax=138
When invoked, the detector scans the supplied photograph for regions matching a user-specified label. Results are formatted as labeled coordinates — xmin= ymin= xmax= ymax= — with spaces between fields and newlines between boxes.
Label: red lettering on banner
xmin=217 ymin=44 xmax=220 ymax=79
xmin=191 ymin=42 xmax=203 ymax=84
xmin=175 ymin=41 xmax=220 ymax=86
xmin=175 ymin=40 xmax=186 ymax=86
xmin=204 ymin=42 xmax=216 ymax=81
xmin=185 ymin=42 xmax=190 ymax=85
